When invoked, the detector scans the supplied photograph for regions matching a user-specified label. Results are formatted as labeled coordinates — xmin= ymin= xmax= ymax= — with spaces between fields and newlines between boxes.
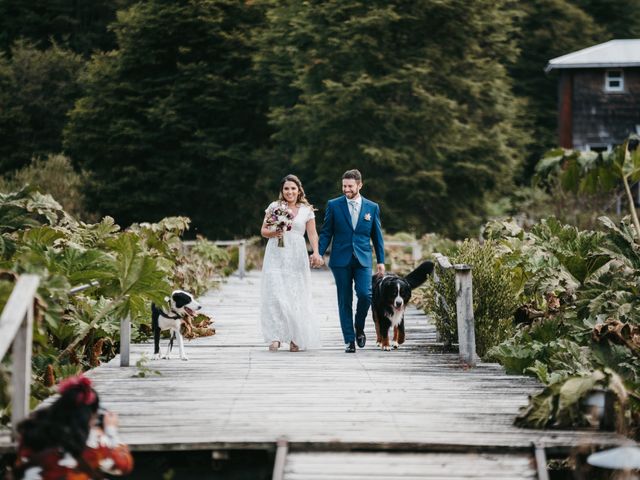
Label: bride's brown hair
xmin=278 ymin=174 xmax=312 ymax=208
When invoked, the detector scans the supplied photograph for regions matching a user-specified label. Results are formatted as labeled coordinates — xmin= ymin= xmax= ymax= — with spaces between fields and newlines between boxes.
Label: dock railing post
xmin=120 ymin=314 xmax=131 ymax=367
xmin=411 ymin=240 xmax=422 ymax=266
xmin=238 ymin=240 xmax=246 ymax=279
xmin=434 ymin=254 xmax=477 ymax=367
xmin=0 ymin=274 xmax=40 ymax=437
xmin=533 ymin=443 xmax=549 ymax=480
xmin=11 ymin=285 xmax=35 ymax=435
xmin=454 ymin=264 xmax=477 ymax=367
xmin=183 ymin=239 xmax=249 ymax=279
xmin=272 ymin=438 xmax=288 ymax=480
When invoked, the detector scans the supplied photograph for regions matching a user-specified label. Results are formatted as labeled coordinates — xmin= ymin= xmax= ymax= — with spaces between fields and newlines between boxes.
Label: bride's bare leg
xmin=269 ymin=341 xmax=280 ymax=351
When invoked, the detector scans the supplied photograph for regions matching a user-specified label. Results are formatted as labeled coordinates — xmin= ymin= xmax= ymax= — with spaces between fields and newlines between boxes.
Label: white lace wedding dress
xmin=260 ymin=202 xmax=322 ymax=350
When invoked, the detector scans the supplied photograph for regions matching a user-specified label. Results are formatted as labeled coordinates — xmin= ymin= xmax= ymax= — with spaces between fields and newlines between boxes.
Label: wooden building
xmin=546 ymin=39 xmax=640 ymax=151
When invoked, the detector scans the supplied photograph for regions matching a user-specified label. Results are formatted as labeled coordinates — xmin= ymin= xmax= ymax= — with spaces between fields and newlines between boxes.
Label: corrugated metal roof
xmin=545 ymin=39 xmax=640 ymax=72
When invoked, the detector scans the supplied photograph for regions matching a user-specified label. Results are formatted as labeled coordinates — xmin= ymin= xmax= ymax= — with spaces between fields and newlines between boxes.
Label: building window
xmin=605 ymin=70 xmax=624 ymax=92
xmin=585 ymin=144 xmax=612 ymax=153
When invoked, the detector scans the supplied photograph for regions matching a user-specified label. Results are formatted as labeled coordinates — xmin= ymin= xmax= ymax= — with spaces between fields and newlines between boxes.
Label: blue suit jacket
xmin=318 ymin=196 xmax=385 ymax=268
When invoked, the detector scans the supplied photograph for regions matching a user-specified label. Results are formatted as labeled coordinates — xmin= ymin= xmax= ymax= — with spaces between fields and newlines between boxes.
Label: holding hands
xmin=309 ymin=253 xmax=324 ymax=268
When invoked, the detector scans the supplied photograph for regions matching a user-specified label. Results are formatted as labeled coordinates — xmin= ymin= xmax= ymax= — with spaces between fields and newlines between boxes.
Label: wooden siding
xmin=570 ymin=67 xmax=640 ymax=149
xmin=559 ymin=71 xmax=573 ymax=148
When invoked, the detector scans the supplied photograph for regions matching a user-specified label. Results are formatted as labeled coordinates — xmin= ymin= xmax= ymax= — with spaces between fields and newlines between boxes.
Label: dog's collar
xmin=161 ymin=297 xmax=183 ymax=319
xmin=159 ymin=309 xmax=181 ymax=320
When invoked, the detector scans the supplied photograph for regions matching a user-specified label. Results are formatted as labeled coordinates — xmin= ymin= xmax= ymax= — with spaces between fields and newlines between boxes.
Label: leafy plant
xmin=484 ymin=212 xmax=640 ymax=437
xmin=515 ymin=369 xmax=627 ymax=431
xmin=417 ymin=239 xmax=519 ymax=357
xmin=0 ymin=187 xmax=231 ymax=425
xmin=132 ymin=354 xmax=162 ymax=379
xmin=535 ymin=135 xmax=640 ymax=238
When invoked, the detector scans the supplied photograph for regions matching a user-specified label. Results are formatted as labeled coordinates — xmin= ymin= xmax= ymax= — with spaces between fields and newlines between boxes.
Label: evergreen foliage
xmin=258 ymin=0 xmax=525 ymax=238
xmin=64 ymin=1 xmax=270 ymax=238
xmin=0 ymin=0 xmax=135 ymax=56
xmin=509 ymin=0 xmax=607 ymax=177
xmin=571 ymin=0 xmax=640 ymax=38
xmin=0 ymin=0 xmax=637 ymax=237
xmin=0 ymin=40 xmax=83 ymax=172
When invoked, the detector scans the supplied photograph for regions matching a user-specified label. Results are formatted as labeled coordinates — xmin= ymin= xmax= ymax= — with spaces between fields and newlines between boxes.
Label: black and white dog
xmin=151 ymin=290 xmax=202 ymax=361
xmin=372 ymin=261 xmax=434 ymax=351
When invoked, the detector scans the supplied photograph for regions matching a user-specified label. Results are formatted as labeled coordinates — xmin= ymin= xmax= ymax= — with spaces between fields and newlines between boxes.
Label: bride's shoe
xmin=289 ymin=341 xmax=300 ymax=352
xmin=269 ymin=341 xmax=280 ymax=351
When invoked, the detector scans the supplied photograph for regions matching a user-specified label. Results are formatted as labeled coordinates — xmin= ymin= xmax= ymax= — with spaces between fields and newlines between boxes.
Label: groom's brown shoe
xmin=345 ymin=341 xmax=356 ymax=353
xmin=356 ymin=330 xmax=366 ymax=348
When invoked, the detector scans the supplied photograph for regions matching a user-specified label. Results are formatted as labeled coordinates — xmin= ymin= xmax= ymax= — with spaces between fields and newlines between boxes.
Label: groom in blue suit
xmin=314 ymin=169 xmax=385 ymax=353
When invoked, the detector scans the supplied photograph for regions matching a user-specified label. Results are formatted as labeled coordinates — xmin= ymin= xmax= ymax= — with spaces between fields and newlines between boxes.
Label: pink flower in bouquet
xmin=265 ymin=202 xmax=294 ymax=247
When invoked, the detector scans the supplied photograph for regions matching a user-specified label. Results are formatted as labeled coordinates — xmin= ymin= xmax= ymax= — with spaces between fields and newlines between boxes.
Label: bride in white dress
xmin=260 ymin=174 xmax=322 ymax=351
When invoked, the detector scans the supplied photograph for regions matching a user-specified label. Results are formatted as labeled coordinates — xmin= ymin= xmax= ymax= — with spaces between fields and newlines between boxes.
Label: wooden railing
xmin=272 ymin=438 xmax=288 ymax=480
xmin=182 ymin=239 xmax=247 ymax=279
xmin=63 ymin=281 xmax=130 ymax=369
xmin=121 ymin=238 xmax=249 ymax=367
xmin=0 ymin=275 xmax=40 ymax=436
xmin=433 ymin=253 xmax=478 ymax=367
xmin=0 ymin=238 xmax=258 ymax=431
xmin=121 ymin=239 xmax=250 ymax=367
xmin=385 ymin=240 xmax=423 ymax=267
xmin=68 ymin=280 xmax=99 ymax=295
xmin=120 ymin=313 xmax=131 ymax=368
xmin=382 ymin=241 xmax=478 ymax=366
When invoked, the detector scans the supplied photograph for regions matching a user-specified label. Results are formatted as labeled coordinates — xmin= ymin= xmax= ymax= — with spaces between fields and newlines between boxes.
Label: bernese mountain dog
xmin=372 ymin=261 xmax=434 ymax=351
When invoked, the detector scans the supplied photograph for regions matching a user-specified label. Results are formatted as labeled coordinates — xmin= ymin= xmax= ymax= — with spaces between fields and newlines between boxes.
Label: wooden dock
xmin=0 ymin=269 xmax=626 ymax=477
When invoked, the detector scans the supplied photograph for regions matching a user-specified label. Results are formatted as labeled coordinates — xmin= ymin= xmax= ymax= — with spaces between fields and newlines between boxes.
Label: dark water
xmin=1 ymin=450 xmax=274 ymax=480
xmin=130 ymin=450 xmax=274 ymax=480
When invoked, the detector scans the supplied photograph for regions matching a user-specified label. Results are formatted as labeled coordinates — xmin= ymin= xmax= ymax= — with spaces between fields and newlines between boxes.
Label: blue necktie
xmin=348 ymin=200 xmax=358 ymax=228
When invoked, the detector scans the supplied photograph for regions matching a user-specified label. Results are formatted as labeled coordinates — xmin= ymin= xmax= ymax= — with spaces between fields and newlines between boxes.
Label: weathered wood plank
xmin=119 ymin=315 xmax=131 ymax=367
xmin=283 ymin=452 xmax=537 ymax=479
xmin=0 ymin=275 xmax=39 ymax=358
xmin=0 ymin=270 xmax=627 ymax=455
xmin=0 ymin=275 xmax=39 ymax=437
xmin=454 ymin=266 xmax=477 ymax=366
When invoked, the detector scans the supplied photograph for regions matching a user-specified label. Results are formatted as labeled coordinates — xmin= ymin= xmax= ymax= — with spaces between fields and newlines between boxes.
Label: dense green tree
xmin=510 ymin=0 xmax=607 ymax=178
xmin=570 ymin=0 xmax=640 ymax=38
xmin=64 ymin=1 xmax=270 ymax=238
xmin=0 ymin=0 xmax=135 ymax=56
xmin=257 ymin=0 xmax=526 ymax=237
xmin=0 ymin=40 xmax=83 ymax=172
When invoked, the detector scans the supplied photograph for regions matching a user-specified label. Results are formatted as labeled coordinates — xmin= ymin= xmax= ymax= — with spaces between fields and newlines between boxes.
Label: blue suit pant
xmin=330 ymin=255 xmax=372 ymax=343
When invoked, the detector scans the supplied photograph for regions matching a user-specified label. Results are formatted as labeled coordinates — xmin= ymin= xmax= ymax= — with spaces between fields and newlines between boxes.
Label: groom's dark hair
xmin=342 ymin=169 xmax=362 ymax=182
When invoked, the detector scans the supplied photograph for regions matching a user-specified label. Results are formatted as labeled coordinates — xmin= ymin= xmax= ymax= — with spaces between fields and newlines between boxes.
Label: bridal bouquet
xmin=265 ymin=202 xmax=294 ymax=247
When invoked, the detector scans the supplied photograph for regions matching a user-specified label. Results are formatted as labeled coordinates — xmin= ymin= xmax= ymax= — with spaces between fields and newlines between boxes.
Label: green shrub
xmin=418 ymin=239 xmax=519 ymax=358
xmin=0 ymin=154 xmax=91 ymax=219
xmin=0 ymin=188 xmax=233 ymax=424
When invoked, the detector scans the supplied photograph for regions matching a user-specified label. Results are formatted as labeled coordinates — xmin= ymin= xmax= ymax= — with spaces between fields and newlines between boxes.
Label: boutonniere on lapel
xmin=364 ymin=213 xmax=371 ymax=221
